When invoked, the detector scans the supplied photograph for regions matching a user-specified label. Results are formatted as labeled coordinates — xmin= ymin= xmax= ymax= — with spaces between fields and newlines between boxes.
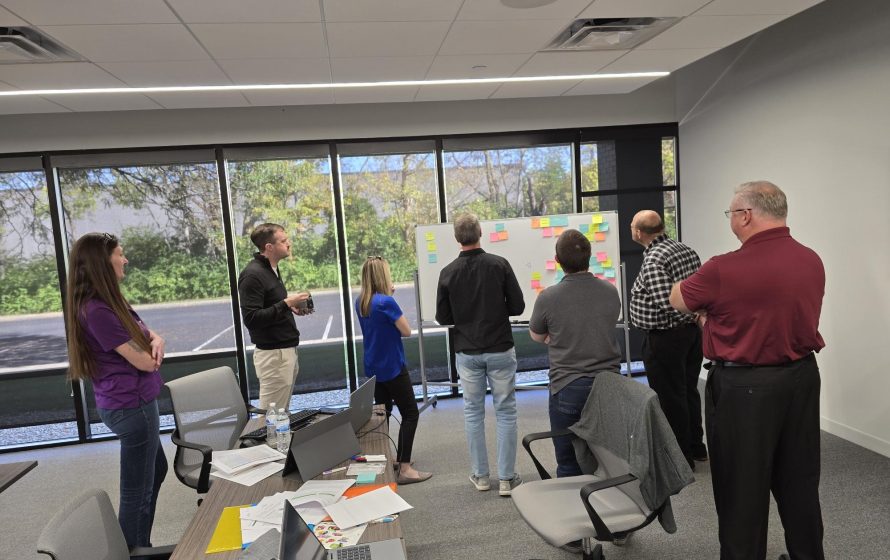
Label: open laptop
xmin=318 ymin=377 xmax=376 ymax=433
xmin=280 ymin=500 xmax=407 ymax=560
xmin=282 ymin=409 xmax=360 ymax=481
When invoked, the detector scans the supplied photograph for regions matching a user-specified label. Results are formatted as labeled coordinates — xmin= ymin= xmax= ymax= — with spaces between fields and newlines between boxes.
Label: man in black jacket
xmin=238 ymin=223 xmax=311 ymax=413
xmin=436 ymin=213 xmax=525 ymax=496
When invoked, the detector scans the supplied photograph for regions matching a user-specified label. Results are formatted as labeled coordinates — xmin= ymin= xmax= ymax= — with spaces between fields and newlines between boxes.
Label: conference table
xmin=0 ymin=460 xmax=37 ymax=494
xmin=170 ymin=408 xmax=404 ymax=559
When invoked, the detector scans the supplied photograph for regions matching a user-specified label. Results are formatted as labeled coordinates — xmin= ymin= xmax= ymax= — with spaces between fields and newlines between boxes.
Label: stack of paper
xmin=324 ymin=486 xmax=413 ymax=530
xmin=210 ymin=446 xmax=286 ymax=486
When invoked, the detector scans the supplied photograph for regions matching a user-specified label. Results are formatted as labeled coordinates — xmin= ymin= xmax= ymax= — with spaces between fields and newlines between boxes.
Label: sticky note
xmin=605 ymin=269 xmax=616 ymax=278
xmin=542 ymin=227 xmax=553 ymax=238
xmin=535 ymin=287 xmax=544 ymax=294
xmin=592 ymin=215 xmax=603 ymax=224
xmin=489 ymin=232 xmax=499 ymax=242
xmin=599 ymin=222 xmax=610 ymax=232
xmin=592 ymin=264 xmax=604 ymax=274
xmin=356 ymin=472 xmax=377 ymax=484
xmin=545 ymin=260 xmax=556 ymax=270
xmin=580 ymin=224 xmax=590 ymax=233
xmin=531 ymin=217 xmax=540 ymax=229
xmin=590 ymin=222 xmax=600 ymax=232
xmin=608 ymin=277 xmax=616 ymax=284
xmin=556 ymin=262 xmax=562 ymax=271
xmin=427 ymin=242 xmax=437 ymax=251
xmin=428 ymin=254 xmax=437 ymax=264
xmin=556 ymin=271 xmax=565 ymax=281
xmin=425 ymin=232 xmax=434 ymax=241
xmin=585 ymin=232 xmax=594 ymax=241
xmin=498 ymin=231 xmax=509 ymax=241
xmin=553 ymin=226 xmax=564 ymax=236
xmin=595 ymin=273 xmax=605 ymax=279
xmin=595 ymin=232 xmax=606 ymax=242
xmin=531 ymin=279 xmax=541 ymax=289
xmin=540 ymin=217 xmax=550 ymax=228
xmin=551 ymin=216 xmax=569 ymax=227
xmin=531 ymin=272 xmax=542 ymax=280
xmin=596 ymin=252 xmax=608 ymax=262
xmin=495 ymin=223 xmax=505 ymax=232
xmin=603 ymin=259 xmax=612 ymax=268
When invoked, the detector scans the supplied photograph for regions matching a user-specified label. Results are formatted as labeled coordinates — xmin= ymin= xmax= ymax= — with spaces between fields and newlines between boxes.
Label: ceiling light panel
xmin=0 ymin=0 xmax=178 ymax=25
xmin=439 ymin=20 xmax=569 ymax=55
xmin=322 ymin=0 xmax=464 ymax=23
xmin=457 ymin=0 xmax=592 ymax=20
xmin=40 ymin=24 xmax=209 ymax=62
xmin=325 ymin=22 xmax=452 ymax=58
xmin=638 ymin=14 xmax=786 ymax=49
xmin=189 ymin=23 xmax=328 ymax=59
xmin=166 ymin=0 xmax=321 ymax=23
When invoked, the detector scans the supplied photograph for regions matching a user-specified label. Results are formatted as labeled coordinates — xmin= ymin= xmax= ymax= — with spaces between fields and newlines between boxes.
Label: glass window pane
xmin=227 ymin=156 xmax=349 ymax=407
xmin=339 ymin=152 xmax=450 ymax=389
xmin=662 ymin=137 xmax=677 ymax=187
xmin=580 ymin=140 xmax=617 ymax=193
xmin=663 ymin=190 xmax=678 ymax=239
xmin=443 ymin=144 xmax=574 ymax=219
xmin=581 ymin=194 xmax=618 ymax=213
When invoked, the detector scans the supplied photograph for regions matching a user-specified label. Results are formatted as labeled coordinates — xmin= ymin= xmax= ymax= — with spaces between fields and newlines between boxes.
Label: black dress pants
xmin=374 ymin=366 xmax=420 ymax=463
xmin=642 ymin=323 xmax=705 ymax=461
xmin=706 ymin=354 xmax=824 ymax=560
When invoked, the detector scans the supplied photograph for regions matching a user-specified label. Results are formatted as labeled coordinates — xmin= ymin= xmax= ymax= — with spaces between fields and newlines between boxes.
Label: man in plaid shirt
xmin=629 ymin=210 xmax=706 ymax=469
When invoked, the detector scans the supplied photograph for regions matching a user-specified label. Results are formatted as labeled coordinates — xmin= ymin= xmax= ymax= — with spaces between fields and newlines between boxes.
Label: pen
xmin=323 ymin=466 xmax=347 ymax=475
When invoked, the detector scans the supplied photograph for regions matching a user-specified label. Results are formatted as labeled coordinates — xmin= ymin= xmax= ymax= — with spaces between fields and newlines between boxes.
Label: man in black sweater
xmin=238 ymin=223 xmax=311 ymax=413
xmin=436 ymin=213 xmax=525 ymax=496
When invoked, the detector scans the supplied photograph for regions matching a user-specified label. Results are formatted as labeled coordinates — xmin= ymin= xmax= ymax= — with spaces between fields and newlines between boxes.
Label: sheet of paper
xmin=314 ymin=521 xmax=368 ymax=549
xmin=346 ymin=463 xmax=386 ymax=476
xmin=324 ymin=486 xmax=413 ymax=530
xmin=210 ymin=461 xmax=283 ymax=486
xmin=363 ymin=455 xmax=387 ymax=462
xmin=287 ymin=480 xmax=356 ymax=508
xmin=211 ymin=446 xmax=286 ymax=475
xmin=241 ymin=517 xmax=278 ymax=545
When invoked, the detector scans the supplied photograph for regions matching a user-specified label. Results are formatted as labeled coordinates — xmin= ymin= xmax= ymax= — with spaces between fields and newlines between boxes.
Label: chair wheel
xmin=583 ymin=544 xmax=604 ymax=560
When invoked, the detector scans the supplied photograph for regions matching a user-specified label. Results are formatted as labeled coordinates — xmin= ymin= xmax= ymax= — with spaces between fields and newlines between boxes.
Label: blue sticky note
xmin=580 ymin=224 xmax=590 ymax=233
xmin=552 ymin=216 xmax=569 ymax=227
xmin=599 ymin=222 xmax=610 ymax=232
xmin=356 ymin=472 xmax=377 ymax=484
xmin=495 ymin=223 xmax=505 ymax=232
xmin=556 ymin=271 xmax=565 ymax=281
xmin=592 ymin=264 xmax=604 ymax=274
xmin=428 ymin=254 xmax=437 ymax=264
xmin=605 ymin=269 xmax=616 ymax=278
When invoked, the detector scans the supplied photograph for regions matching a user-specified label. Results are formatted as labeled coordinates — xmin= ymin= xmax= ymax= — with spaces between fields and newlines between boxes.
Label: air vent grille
xmin=543 ymin=18 xmax=679 ymax=51
xmin=0 ymin=27 xmax=82 ymax=64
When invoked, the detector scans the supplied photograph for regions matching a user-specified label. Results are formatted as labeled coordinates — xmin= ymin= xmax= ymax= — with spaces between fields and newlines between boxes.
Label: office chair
xmin=166 ymin=365 xmax=261 ymax=498
xmin=36 ymin=488 xmax=174 ymax=560
xmin=512 ymin=372 xmax=695 ymax=560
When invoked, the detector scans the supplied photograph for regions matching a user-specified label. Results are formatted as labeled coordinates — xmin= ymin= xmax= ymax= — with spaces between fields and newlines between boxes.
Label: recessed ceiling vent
xmin=543 ymin=18 xmax=679 ymax=51
xmin=0 ymin=27 xmax=82 ymax=64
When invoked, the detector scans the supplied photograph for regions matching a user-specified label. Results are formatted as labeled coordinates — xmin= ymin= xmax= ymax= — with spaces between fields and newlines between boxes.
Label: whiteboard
xmin=415 ymin=212 xmax=621 ymax=324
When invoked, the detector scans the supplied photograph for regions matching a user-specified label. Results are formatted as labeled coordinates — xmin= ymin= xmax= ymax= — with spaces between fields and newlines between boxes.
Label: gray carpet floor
xmin=2 ymin=386 xmax=889 ymax=559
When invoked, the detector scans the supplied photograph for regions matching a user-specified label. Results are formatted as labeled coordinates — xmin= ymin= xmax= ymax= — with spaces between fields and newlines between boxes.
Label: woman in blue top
xmin=356 ymin=257 xmax=431 ymax=485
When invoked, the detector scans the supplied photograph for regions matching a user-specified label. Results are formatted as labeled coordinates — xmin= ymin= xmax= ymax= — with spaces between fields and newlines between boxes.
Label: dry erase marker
xmin=323 ymin=466 xmax=347 ymax=475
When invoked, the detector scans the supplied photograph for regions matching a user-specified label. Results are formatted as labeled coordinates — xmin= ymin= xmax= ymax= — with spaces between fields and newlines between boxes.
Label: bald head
xmin=630 ymin=210 xmax=665 ymax=247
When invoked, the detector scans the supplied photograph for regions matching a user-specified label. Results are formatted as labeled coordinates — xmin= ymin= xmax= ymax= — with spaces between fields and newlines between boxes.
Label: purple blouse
xmin=80 ymin=298 xmax=163 ymax=410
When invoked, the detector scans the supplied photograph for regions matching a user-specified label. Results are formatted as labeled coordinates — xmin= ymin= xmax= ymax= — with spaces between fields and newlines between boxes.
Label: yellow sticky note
xmin=592 ymin=215 xmax=603 ymax=224
xmin=540 ymin=217 xmax=550 ymax=228
xmin=531 ymin=272 xmax=542 ymax=280
xmin=425 ymin=232 xmax=434 ymax=241
xmin=603 ymin=259 xmax=612 ymax=268
xmin=427 ymin=242 xmax=437 ymax=251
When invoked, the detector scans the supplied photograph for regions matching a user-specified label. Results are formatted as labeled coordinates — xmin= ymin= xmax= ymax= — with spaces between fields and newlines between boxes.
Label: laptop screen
xmin=280 ymin=501 xmax=326 ymax=560
xmin=348 ymin=377 xmax=375 ymax=432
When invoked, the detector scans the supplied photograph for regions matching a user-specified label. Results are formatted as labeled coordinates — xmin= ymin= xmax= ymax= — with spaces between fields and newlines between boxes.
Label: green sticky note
xmin=495 ymin=223 xmax=505 ymax=232
xmin=428 ymin=254 xmax=437 ymax=264
xmin=356 ymin=472 xmax=377 ymax=484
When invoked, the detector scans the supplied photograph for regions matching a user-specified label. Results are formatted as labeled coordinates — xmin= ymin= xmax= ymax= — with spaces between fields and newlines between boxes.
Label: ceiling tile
xmin=639 ymin=14 xmax=786 ymax=50
xmin=490 ymin=80 xmax=580 ymax=99
xmin=697 ymin=0 xmax=824 ymax=16
xmin=456 ymin=0 xmax=592 ymax=21
xmin=167 ymin=0 xmax=321 ymax=23
xmin=99 ymin=61 xmax=232 ymax=87
xmin=578 ymin=0 xmax=710 ymax=18
xmin=334 ymin=86 xmax=420 ymax=104
xmin=326 ymin=21 xmax=451 ymax=58
xmin=42 ymin=93 xmax=162 ymax=112
xmin=426 ymin=54 xmax=530 ymax=79
xmin=0 ymin=62 xmax=124 ymax=89
xmin=189 ymin=23 xmax=328 ymax=59
xmin=600 ymin=48 xmax=717 ymax=73
xmin=414 ymin=83 xmax=499 ymax=102
xmin=147 ymin=91 xmax=250 ymax=109
xmin=331 ymin=57 xmax=432 ymax=82
xmin=41 ymin=24 xmax=209 ymax=62
xmin=438 ymin=20 xmax=567 ymax=55
xmin=217 ymin=58 xmax=331 ymax=85
xmin=0 ymin=0 xmax=177 ymax=25
xmin=0 ymin=95 xmax=70 ymax=114
xmin=515 ymin=51 xmax=626 ymax=76
xmin=0 ymin=6 xmax=26 ymax=25
xmin=323 ymin=0 xmax=463 ymax=22
xmin=243 ymin=89 xmax=334 ymax=106
xmin=563 ymin=75 xmax=660 ymax=95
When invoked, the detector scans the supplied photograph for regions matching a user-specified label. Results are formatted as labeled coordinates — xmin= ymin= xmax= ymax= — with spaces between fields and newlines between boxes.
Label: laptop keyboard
xmin=239 ymin=409 xmax=320 ymax=441
xmin=334 ymin=544 xmax=372 ymax=559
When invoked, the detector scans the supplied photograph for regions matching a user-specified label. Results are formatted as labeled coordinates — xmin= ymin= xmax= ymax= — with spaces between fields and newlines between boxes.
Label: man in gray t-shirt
xmin=529 ymin=229 xmax=621 ymax=477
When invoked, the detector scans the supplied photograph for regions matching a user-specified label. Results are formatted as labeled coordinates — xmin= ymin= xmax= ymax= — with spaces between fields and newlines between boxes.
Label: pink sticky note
xmin=498 ymin=231 xmax=509 ymax=241
xmin=489 ymin=232 xmax=499 ymax=242
xmin=542 ymin=227 xmax=553 ymax=238
xmin=596 ymin=252 xmax=607 ymax=262
xmin=545 ymin=260 xmax=556 ymax=270
xmin=531 ymin=279 xmax=541 ymax=289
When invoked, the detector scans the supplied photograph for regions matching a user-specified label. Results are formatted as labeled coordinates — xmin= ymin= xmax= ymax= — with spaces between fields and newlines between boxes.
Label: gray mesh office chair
xmin=512 ymin=372 xmax=694 ymax=560
xmin=36 ymin=488 xmax=173 ymax=560
xmin=166 ymin=366 xmax=260 ymax=497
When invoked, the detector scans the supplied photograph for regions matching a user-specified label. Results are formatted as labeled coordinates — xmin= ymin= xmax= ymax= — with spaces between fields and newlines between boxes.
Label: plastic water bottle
xmin=265 ymin=402 xmax=277 ymax=447
xmin=276 ymin=408 xmax=290 ymax=453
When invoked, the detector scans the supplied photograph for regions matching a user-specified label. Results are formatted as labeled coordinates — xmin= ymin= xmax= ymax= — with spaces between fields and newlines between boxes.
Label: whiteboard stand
xmin=619 ymin=261 xmax=633 ymax=377
xmin=413 ymin=270 xmax=437 ymax=414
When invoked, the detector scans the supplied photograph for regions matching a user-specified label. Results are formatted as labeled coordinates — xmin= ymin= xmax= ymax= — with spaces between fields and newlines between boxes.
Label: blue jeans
xmin=455 ymin=348 xmax=518 ymax=481
xmin=549 ymin=376 xmax=594 ymax=477
xmin=98 ymin=399 xmax=167 ymax=548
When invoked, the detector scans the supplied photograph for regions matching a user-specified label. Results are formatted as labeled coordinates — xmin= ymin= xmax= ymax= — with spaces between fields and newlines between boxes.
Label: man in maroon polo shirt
xmin=669 ymin=181 xmax=825 ymax=560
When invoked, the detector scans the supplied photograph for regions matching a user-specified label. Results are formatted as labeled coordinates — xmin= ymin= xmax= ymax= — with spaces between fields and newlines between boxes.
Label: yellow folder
xmin=206 ymin=504 xmax=250 ymax=554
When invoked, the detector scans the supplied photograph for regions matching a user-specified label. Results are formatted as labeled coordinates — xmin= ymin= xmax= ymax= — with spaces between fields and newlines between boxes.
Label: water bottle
xmin=265 ymin=402 xmax=277 ymax=447
xmin=276 ymin=407 xmax=290 ymax=453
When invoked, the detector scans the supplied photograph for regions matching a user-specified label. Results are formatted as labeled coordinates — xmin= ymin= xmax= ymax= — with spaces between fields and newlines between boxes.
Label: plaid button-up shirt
xmin=630 ymin=234 xmax=701 ymax=330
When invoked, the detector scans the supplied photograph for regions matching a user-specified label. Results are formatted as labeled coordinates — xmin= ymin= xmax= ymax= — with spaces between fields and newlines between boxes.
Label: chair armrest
xmin=521 ymin=428 xmax=573 ymax=480
xmin=247 ymin=404 xmax=265 ymax=415
xmin=129 ymin=543 xmax=175 ymax=559
xmin=170 ymin=429 xmax=214 ymax=494
xmin=579 ymin=473 xmax=639 ymax=540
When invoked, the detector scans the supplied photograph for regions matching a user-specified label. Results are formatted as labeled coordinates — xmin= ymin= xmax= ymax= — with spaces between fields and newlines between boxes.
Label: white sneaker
xmin=469 ymin=474 xmax=490 ymax=491
xmin=499 ymin=474 xmax=522 ymax=496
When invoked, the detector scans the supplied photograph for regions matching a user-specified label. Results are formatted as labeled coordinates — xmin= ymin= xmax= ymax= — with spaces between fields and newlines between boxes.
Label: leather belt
xmin=709 ymin=353 xmax=814 ymax=369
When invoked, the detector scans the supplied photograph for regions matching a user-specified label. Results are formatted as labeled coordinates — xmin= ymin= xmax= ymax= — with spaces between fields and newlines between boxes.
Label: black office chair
xmin=37 ymin=488 xmax=174 ymax=560
xmin=166 ymin=366 xmax=262 ymax=499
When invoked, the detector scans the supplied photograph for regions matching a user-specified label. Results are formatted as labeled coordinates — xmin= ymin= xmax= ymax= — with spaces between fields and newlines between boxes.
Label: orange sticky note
xmin=553 ymin=226 xmax=564 ymax=236
xmin=531 ymin=217 xmax=541 ymax=228
xmin=498 ymin=231 xmax=509 ymax=241
xmin=594 ymin=232 xmax=606 ymax=242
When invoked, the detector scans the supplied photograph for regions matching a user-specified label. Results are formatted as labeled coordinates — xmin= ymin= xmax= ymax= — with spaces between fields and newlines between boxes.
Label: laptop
xmin=280 ymin=500 xmax=407 ymax=560
xmin=318 ymin=377 xmax=376 ymax=433
xmin=282 ymin=409 xmax=361 ymax=481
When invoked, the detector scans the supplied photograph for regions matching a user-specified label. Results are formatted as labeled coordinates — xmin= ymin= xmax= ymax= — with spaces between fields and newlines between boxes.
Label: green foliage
xmin=0 ymin=256 xmax=62 ymax=314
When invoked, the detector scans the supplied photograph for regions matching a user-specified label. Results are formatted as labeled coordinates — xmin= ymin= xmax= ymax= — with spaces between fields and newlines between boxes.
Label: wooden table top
xmin=0 ymin=460 xmax=37 ymax=494
xmin=170 ymin=408 xmax=402 ymax=559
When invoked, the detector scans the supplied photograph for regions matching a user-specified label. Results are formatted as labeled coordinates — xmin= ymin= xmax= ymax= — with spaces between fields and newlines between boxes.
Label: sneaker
xmin=469 ymin=474 xmax=490 ymax=491
xmin=498 ymin=474 xmax=522 ymax=496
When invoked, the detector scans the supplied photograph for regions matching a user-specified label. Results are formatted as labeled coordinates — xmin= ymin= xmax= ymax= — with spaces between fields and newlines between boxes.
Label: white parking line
xmin=322 ymin=315 xmax=333 ymax=340
xmin=193 ymin=325 xmax=235 ymax=351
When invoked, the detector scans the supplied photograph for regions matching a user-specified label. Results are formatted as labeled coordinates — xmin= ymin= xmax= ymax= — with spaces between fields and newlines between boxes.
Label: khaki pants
xmin=253 ymin=347 xmax=299 ymax=413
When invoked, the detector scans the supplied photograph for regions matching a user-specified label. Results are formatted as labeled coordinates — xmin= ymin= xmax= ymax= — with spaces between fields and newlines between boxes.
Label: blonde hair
xmin=358 ymin=257 xmax=393 ymax=317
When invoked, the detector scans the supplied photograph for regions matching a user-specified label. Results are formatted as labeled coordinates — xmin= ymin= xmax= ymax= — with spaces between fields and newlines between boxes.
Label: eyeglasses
xmin=723 ymin=208 xmax=751 ymax=218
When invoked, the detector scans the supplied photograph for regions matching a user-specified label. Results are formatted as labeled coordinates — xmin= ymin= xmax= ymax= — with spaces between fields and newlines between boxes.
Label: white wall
xmin=675 ymin=0 xmax=890 ymax=457
xmin=0 ymin=78 xmax=675 ymax=154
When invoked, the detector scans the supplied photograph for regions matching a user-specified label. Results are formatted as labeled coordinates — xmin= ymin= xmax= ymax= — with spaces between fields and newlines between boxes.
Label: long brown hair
xmin=65 ymin=233 xmax=151 ymax=381
xmin=358 ymin=257 xmax=393 ymax=317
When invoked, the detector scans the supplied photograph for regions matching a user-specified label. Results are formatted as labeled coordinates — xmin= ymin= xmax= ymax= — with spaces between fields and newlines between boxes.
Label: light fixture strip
xmin=0 ymin=72 xmax=669 ymax=97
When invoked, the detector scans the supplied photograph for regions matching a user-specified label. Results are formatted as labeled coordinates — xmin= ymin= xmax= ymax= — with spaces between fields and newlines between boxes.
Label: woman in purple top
xmin=65 ymin=232 xmax=167 ymax=549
